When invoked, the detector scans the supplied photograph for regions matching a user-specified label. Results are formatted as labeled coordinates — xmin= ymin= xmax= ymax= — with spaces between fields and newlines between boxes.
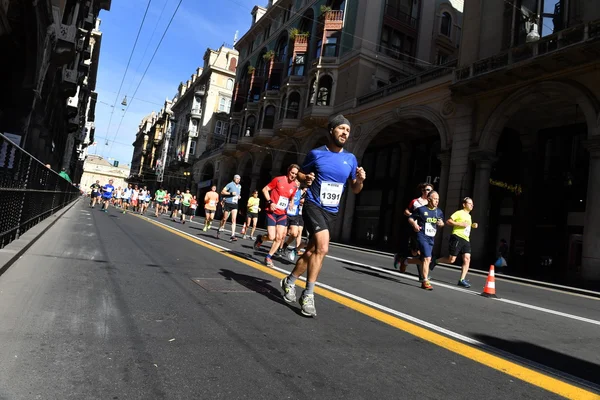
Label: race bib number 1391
xmin=320 ymin=182 xmax=343 ymax=207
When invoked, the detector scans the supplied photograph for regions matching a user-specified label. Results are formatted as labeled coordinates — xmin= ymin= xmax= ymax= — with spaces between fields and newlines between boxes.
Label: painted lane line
xmin=327 ymin=254 xmax=600 ymax=327
xmin=133 ymin=214 xmax=600 ymax=398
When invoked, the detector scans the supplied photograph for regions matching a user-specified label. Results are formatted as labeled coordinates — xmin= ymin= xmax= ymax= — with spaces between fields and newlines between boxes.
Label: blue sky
xmin=92 ymin=0 xmax=257 ymax=166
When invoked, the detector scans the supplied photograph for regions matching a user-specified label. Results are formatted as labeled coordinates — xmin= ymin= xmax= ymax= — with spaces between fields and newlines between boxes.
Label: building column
xmin=582 ymin=137 xmax=600 ymax=280
xmin=249 ymin=173 xmax=260 ymax=192
xmin=340 ymin=190 xmax=356 ymax=242
xmin=470 ymin=150 xmax=497 ymax=265
xmin=434 ymin=151 xmax=451 ymax=255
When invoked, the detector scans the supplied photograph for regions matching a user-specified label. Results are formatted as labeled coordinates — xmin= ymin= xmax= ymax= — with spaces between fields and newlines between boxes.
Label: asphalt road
xmin=0 ymin=201 xmax=599 ymax=400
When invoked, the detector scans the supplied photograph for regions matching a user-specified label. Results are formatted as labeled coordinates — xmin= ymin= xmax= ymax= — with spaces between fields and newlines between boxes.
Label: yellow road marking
xmin=138 ymin=215 xmax=599 ymax=399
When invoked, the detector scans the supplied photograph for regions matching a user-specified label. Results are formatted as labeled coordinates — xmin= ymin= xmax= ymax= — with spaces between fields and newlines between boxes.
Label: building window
xmin=229 ymin=124 xmax=240 ymax=143
xmin=316 ymin=75 xmax=333 ymax=106
xmin=436 ymin=50 xmax=449 ymax=65
xmin=289 ymin=53 xmax=305 ymax=76
xmin=189 ymin=140 xmax=196 ymax=156
xmin=441 ymin=12 xmax=452 ymax=37
xmin=215 ymin=120 xmax=223 ymax=135
xmin=379 ymin=25 xmax=411 ymax=60
xmin=245 ymin=116 xmax=256 ymax=136
xmin=317 ymin=34 xmax=340 ymax=58
xmin=280 ymin=94 xmax=287 ymax=119
xmin=219 ymin=97 xmax=229 ymax=112
xmin=226 ymin=79 xmax=234 ymax=90
xmin=265 ymin=25 xmax=271 ymax=38
xmin=287 ymin=92 xmax=300 ymax=119
xmin=263 ymin=105 xmax=276 ymax=129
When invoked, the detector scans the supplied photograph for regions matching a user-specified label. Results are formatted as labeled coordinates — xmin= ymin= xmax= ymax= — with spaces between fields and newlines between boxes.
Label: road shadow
xmin=342 ymin=265 xmax=412 ymax=287
xmin=471 ymin=333 xmax=600 ymax=387
xmin=238 ymin=244 xmax=296 ymax=265
xmin=218 ymin=269 xmax=302 ymax=316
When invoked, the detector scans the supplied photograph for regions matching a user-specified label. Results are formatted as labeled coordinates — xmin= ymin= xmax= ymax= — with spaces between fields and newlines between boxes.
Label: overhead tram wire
xmin=123 ymin=0 xmax=171 ymax=98
xmin=105 ymin=0 xmax=184 ymax=158
xmin=100 ymin=0 xmax=153 ymax=157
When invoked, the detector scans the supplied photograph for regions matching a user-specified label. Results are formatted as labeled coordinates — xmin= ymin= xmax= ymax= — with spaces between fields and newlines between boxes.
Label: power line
xmin=101 ymin=0 xmax=153 ymax=158
xmin=106 ymin=0 xmax=184 ymax=160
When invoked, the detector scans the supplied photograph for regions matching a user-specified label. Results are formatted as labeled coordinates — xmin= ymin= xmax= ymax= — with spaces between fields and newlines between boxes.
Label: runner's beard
xmin=332 ymin=136 xmax=346 ymax=148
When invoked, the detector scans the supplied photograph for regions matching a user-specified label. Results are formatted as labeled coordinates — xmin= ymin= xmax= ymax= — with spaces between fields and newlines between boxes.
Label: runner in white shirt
xmin=122 ymin=184 xmax=133 ymax=214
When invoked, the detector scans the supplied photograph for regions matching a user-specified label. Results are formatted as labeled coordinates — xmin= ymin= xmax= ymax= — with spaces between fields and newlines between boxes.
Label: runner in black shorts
xmin=280 ymin=115 xmax=366 ymax=317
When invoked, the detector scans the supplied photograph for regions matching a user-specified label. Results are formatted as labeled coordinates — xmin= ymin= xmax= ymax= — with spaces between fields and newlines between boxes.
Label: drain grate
xmin=191 ymin=278 xmax=271 ymax=293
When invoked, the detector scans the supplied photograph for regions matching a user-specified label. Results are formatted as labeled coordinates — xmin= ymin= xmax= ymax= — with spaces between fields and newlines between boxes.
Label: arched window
xmin=226 ymin=79 xmax=234 ymax=90
xmin=214 ymin=120 xmax=223 ymax=135
xmin=316 ymin=75 xmax=333 ymax=106
xmin=263 ymin=105 xmax=276 ymax=129
xmin=230 ymin=124 xmax=240 ymax=143
xmin=287 ymin=92 xmax=300 ymax=119
xmin=441 ymin=12 xmax=452 ymax=37
xmin=245 ymin=116 xmax=256 ymax=137
xmin=280 ymin=94 xmax=287 ymax=119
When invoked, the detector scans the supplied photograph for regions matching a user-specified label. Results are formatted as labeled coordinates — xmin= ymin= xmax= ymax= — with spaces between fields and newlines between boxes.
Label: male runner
xmin=394 ymin=183 xmax=433 ymax=274
xmin=254 ymin=164 xmax=299 ymax=267
xmin=408 ymin=191 xmax=444 ymax=290
xmin=243 ymin=190 xmax=261 ymax=240
xmin=180 ymin=189 xmax=193 ymax=224
xmin=89 ymin=180 xmax=101 ymax=208
xmin=203 ymin=186 xmax=219 ymax=231
xmin=171 ymin=190 xmax=182 ymax=220
xmin=436 ymin=197 xmax=478 ymax=288
xmin=139 ymin=186 xmax=149 ymax=215
xmin=219 ymin=175 xmax=242 ymax=241
xmin=101 ymin=179 xmax=115 ymax=212
xmin=154 ymin=187 xmax=167 ymax=217
xmin=280 ymin=115 xmax=366 ymax=317
xmin=130 ymin=185 xmax=139 ymax=213
xmin=122 ymin=184 xmax=132 ymax=213
xmin=115 ymin=187 xmax=123 ymax=208
xmin=281 ymin=185 xmax=306 ymax=261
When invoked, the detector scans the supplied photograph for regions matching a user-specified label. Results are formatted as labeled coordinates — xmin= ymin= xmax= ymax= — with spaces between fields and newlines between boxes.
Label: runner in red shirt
xmin=254 ymin=164 xmax=299 ymax=267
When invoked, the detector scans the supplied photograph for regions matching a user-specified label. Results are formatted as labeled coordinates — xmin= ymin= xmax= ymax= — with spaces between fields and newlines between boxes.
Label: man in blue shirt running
xmin=280 ymin=115 xmax=367 ymax=317
xmin=101 ymin=179 xmax=115 ymax=213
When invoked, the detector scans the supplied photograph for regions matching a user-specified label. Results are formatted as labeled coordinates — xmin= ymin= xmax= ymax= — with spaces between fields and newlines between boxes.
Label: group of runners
xmin=394 ymin=182 xmax=478 ymax=290
xmin=88 ymin=113 xmax=477 ymax=318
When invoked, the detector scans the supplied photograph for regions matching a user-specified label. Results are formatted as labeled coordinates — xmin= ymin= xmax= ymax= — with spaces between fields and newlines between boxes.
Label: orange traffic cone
xmin=481 ymin=265 xmax=498 ymax=298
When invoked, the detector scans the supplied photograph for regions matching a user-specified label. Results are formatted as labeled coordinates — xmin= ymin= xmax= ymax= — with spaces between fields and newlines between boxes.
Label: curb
xmin=0 ymin=198 xmax=80 ymax=278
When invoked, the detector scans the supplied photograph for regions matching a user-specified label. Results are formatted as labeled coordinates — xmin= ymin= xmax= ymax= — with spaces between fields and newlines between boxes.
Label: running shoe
xmin=218 ymin=226 xmax=224 ymax=233
xmin=421 ymin=280 xmax=433 ymax=290
xmin=265 ymin=257 xmax=274 ymax=268
xmin=203 ymin=225 xmax=208 ymax=232
xmin=287 ymin=249 xmax=297 ymax=262
xmin=457 ymin=279 xmax=471 ymax=288
xmin=299 ymin=293 xmax=317 ymax=317
xmin=393 ymin=253 xmax=401 ymax=269
xmin=250 ymin=236 xmax=256 ymax=241
xmin=253 ymin=236 xmax=262 ymax=250
xmin=280 ymin=278 xmax=296 ymax=303
xmin=208 ymin=222 xmax=212 ymax=229
xmin=230 ymin=235 xmax=237 ymax=242
xmin=243 ymin=235 xmax=248 ymax=240
xmin=182 ymin=220 xmax=185 ymax=225
xmin=297 ymin=248 xmax=305 ymax=256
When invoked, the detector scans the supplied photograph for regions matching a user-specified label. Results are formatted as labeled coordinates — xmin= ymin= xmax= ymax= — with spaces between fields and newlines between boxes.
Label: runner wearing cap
xmin=219 ymin=174 xmax=242 ymax=241
xmin=280 ymin=115 xmax=366 ymax=317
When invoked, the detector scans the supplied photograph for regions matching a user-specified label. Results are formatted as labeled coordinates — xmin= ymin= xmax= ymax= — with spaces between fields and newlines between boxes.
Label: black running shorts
xmin=302 ymin=201 xmax=336 ymax=236
xmin=448 ymin=234 xmax=472 ymax=256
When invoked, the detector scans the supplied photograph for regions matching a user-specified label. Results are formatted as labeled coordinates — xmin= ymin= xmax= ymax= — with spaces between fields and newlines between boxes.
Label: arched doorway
xmin=239 ymin=155 xmax=253 ymax=214
xmin=257 ymin=153 xmax=273 ymax=227
xmin=478 ymin=81 xmax=596 ymax=280
xmin=353 ymin=117 xmax=443 ymax=250
xmin=198 ymin=162 xmax=215 ymax=202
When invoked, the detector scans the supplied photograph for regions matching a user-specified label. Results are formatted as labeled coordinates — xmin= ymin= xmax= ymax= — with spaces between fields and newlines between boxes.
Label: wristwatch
xmin=267 ymin=200 xmax=273 ymax=204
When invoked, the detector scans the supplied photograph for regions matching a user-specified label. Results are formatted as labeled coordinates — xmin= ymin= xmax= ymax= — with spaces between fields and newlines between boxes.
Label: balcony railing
xmin=357 ymin=60 xmax=456 ymax=106
xmin=0 ymin=133 xmax=80 ymax=248
xmin=454 ymin=19 xmax=600 ymax=83
xmin=322 ymin=10 xmax=344 ymax=30
xmin=384 ymin=4 xmax=417 ymax=29
xmin=293 ymin=34 xmax=309 ymax=53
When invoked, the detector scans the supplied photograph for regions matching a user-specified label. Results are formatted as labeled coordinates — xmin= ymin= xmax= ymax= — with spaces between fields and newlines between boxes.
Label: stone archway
xmin=197 ymin=161 xmax=216 ymax=199
xmin=353 ymin=105 xmax=450 ymax=162
xmin=478 ymin=80 xmax=600 ymax=154
xmin=272 ymin=139 xmax=300 ymax=174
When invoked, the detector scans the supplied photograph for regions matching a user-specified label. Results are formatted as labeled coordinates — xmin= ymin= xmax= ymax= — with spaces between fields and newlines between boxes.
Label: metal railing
xmin=0 ymin=133 xmax=81 ymax=248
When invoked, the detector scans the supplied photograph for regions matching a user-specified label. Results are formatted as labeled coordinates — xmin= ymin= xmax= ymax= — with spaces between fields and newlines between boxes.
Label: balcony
xmin=66 ymin=94 xmax=79 ymax=117
xmin=189 ymin=108 xmax=202 ymax=120
xmin=67 ymin=114 xmax=81 ymax=133
xmin=293 ymin=34 xmax=309 ymax=53
xmin=237 ymin=135 xmax=253 ymax=149
xmin=264 ymin=89 xmax=280 ymax=99
xmin=452 ymin=19 xmax=600 ymax=96
xmin=253 ymin=128 xmax=274 ymax=143
xmin=188 ymin=129 xmax=198 ymax=138
xmin=383 ymin=4 xmax=418 ymax=34
xmin=321 ymin=10 xmax=344 ymax=31
xmin=274 ymin=118 xmax=301 ymax=136
xmin=302 ymin=105 xmax=334 ymax=127
xmin=61 ymin=67 xmax=79 ymax=97
xmin=54 ymin=23 xmax=78 ymax=64
xmin=283 ymin=75 xmax=307 ymax=86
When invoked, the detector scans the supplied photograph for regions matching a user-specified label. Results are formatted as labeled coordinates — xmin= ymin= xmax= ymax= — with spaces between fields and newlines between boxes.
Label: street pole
xmin=156 ymin=116 xmax=175 ymax=184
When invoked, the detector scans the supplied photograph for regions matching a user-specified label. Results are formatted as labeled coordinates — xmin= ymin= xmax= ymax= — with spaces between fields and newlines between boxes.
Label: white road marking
xmin=139 ymin=215 xmax=600 ymax=326
xmin=136 ymin=214 xmax=600 ymax=390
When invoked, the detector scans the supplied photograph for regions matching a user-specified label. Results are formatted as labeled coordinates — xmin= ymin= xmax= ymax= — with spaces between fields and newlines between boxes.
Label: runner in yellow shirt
xmin=243 ymin=190 xmax=261 ymax=240
xmin=436 ymin=197 xmax=478 ymax=287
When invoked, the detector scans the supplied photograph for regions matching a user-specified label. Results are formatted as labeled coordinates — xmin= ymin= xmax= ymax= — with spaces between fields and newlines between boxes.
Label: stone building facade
xmin=0 ymin=0 xmax=110 ymax=179
xmin=80 ymin=155 xmax=130 ymax=194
